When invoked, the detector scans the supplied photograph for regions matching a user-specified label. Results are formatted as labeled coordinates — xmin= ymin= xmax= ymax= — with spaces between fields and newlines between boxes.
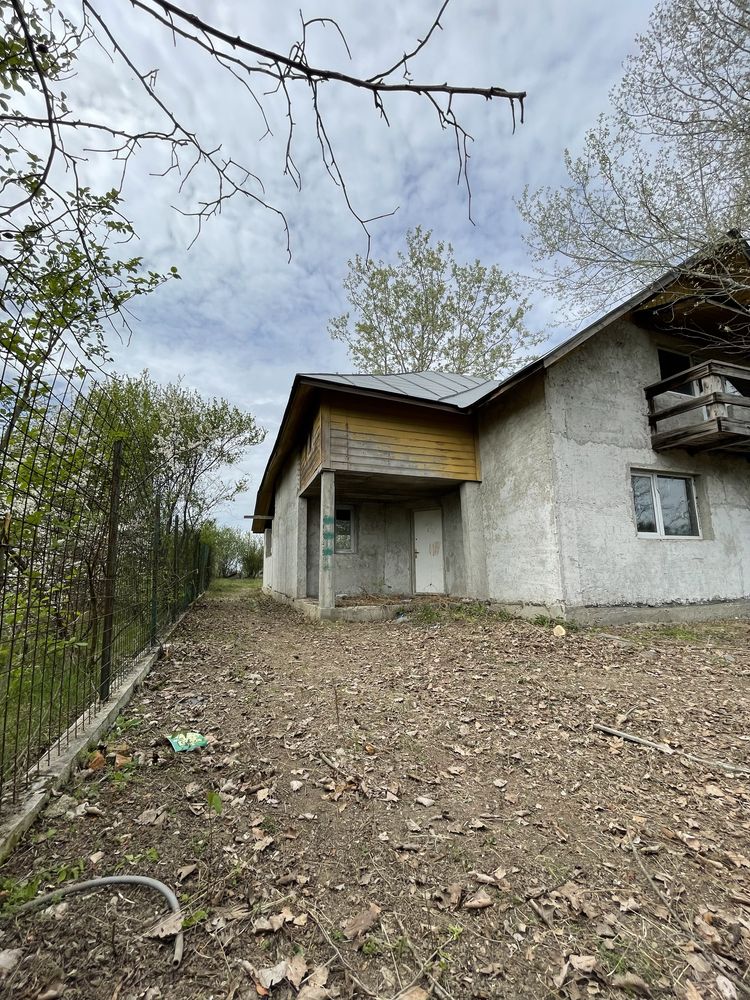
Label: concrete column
xmin=295 ymin=497 xmax=308 ymax=598
xmin=460 ymin=481 xmax=488 ymax=600
xmin=319 ymin=471 xmax=335 ymax=611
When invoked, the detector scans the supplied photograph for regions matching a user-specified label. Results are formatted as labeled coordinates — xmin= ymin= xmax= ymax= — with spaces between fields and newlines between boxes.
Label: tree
xmin=2 ymin=0 xmax=526 ymax=264
xmin=201 ymin=524 xmax=264 ymax=578
xmin=103 ymin=373 xmax=265 ymax=531
xmin=328 ymin=226 xmax=539 ymax=378
xmin=517 ymin=0 xmax=750 ymax=353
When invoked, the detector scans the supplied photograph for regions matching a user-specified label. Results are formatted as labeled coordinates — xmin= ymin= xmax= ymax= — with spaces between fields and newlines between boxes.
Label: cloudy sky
xmin=66 ymin=0 xmax=656 ymax=527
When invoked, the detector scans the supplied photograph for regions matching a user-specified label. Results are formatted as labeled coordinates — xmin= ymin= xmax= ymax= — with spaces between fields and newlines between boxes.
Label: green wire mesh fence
xmin=0 ymin=342 xmax=211 ymax=809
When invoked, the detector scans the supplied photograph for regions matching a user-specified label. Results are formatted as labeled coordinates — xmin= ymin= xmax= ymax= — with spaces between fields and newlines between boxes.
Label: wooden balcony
xmin=645 ymin=361 xmax=750 ymax=454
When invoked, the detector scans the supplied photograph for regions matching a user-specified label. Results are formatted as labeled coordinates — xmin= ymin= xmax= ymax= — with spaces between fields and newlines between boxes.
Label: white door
xmin=413 ymin=509 xmax=445 ymax=594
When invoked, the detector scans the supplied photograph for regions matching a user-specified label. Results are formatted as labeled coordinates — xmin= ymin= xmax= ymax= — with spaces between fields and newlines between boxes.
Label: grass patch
xmin=411 ymin=601 xmax=514 ymax=626
xmin=209 ymin=577 xmax=262 ymax=598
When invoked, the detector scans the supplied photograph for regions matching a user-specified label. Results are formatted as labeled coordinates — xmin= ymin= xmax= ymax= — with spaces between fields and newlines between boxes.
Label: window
xmin=264 ymin=527 xmax=272 ymax=557
xmin=657 ymin=349 xmax=695 ymax=396
xmin=631 ymin=472 xmax=700 ymax=538
xmin=334 ymin=507 xmax=354 ymax=553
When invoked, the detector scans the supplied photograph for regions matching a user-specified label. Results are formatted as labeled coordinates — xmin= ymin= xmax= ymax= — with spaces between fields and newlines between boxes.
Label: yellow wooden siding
xmin=299 ymin=408 xmax=322 ymax=491
xmin=329 ymin=403 xmax=478 ymax=480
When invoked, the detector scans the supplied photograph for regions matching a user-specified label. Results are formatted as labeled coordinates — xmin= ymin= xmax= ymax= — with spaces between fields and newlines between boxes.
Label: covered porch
xmin=300 ymin=470 xmax=487 ymax=616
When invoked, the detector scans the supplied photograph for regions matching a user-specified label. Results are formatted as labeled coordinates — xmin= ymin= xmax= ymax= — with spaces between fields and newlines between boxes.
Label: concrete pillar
xmin=460 ymin=481 xmax=488 ymax=600
xmin=295 ymin=497 xmax=307 ymax=598
xmin=319 ymin=471 xmax=335 ymax=610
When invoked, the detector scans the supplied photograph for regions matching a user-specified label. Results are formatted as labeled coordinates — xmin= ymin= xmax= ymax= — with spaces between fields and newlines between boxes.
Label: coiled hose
xmin=10 ymin=874 xmax=184 ymax=968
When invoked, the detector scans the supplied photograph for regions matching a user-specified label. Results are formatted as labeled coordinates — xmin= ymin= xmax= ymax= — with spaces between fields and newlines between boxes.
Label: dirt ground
xmin=1 ymin=584 xmax=749 ymax=1000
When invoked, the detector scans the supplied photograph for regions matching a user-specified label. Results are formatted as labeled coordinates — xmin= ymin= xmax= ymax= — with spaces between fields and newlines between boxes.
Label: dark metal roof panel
xmin=299 ymin=370 xmax=496 ymax=405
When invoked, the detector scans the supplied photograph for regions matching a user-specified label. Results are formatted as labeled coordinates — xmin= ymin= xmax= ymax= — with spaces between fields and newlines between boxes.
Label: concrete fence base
xmin=0 ymin=607 xmax=193 ymax=866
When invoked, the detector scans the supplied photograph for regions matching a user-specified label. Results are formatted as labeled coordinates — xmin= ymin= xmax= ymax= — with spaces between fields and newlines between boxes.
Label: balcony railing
xmin=645 ymin=360 xmax=750 ymax=454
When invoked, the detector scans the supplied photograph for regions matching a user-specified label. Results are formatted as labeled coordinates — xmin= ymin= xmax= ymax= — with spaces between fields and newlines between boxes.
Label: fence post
xmin=100 ymin=439 xmax=123 ymax=703
xmin=172 ymin=513 xmax=179 ymax=621
xmin=150 ymin=494 xmax=160 ymax=646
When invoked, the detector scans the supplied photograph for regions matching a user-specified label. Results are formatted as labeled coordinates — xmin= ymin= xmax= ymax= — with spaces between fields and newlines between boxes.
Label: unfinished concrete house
xmin=252 ymin=258 xmax=750 ymax=623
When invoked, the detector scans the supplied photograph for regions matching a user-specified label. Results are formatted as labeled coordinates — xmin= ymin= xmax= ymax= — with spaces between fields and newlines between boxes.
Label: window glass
xmin=632 ymin=475 xmax=657 ymax=533
xmin=657 ymin=349 xmax=694 ymax=396
xmin=656 ymin=476 xmax=699 ymax=536
xmin=335 ymin=507 xmax=353 ymax=552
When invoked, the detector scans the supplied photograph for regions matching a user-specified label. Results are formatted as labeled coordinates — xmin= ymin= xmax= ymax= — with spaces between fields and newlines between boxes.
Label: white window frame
xmin=631 ymin=471 xmax=701 ymax=540
xmin=334 ymin=505 xmax=356 ymax=554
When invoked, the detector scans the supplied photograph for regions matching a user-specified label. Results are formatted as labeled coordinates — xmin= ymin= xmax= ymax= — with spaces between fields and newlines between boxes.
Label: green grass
xmin=209 ymin=577 xmax=262 ymax=597
xmin=411 ymin=601 xmax=513 ymax=625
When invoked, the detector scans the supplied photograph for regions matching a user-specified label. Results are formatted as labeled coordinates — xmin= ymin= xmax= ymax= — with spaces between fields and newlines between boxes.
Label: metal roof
xmin=299 ymin=370 xmax=500 ymax=407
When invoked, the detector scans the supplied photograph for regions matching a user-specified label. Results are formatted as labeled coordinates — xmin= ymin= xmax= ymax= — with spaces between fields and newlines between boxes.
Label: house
xmin=251 ymin=257 xmax=750 ymax=623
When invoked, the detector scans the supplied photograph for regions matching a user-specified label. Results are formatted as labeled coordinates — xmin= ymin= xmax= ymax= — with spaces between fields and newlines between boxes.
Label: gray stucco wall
xmin=477 ymin=375 xmax=564 ymax=610
xmin=546 ymin=321 xmax=750 ymax=610
xmin=306 ymin=497 xmax=413 ymax=599
xmin=263 ymin=454 xmax=303 ymax=599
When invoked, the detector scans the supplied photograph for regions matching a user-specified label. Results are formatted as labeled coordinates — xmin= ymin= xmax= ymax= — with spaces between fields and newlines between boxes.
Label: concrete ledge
xmin=0 ymin=608 xmax=192 ymax=866
xmin=263 ymin=587 xmax=750 ymax=628
xmin=298 ymin=597 xmax=409 ymax=622
xmin=566 ymin=597 xmax=750 ymax=626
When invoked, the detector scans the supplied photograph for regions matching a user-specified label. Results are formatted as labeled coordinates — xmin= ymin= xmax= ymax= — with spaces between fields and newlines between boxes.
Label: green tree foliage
xmin=202 ymin=524 xmax=264 ymax=578
xmin=518 ymin=0 xmax=750 ymax=350
xmin=328 ymin=227 xmax=540 ymax=378
xmin=102 ymin=373 xmax=265 ymax=532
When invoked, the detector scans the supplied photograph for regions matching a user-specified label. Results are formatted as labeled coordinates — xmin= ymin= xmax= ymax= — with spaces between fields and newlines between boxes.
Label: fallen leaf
xmin=342 ymin=902 xmax=381 ymax=940
xmin=145 ymin=912 xmax=182 ymax=939
xmin=88 ymin=750 xmax=106 ymax=771
xmin=716 ymin=976 xmax=738 ymax=1000
xmin=434 ymin=883 xmax=462 ymax=910
xmin=136 ymin=804 xmax=167 ymax=827
xmin=570 ymin=954 xmax=599 ymax=975
xmin=611 ymin=972 xmax=652 ymax=996
xmin=257 ymin=960 xmax=288 ymax=989
xmin=286 ymin=953 xmax=308 ymax=989
xmin=680 ymin=983 xmax=704 ymax=1000
xmin=464 ymin=889 xmax=493 ymax=910
xmin=177 ymin=864 xmax=198 ymax=883
xmin=0 ymin=948 xmax=22 ymax=978
xmin=400 ymin=988 xmax=429 ymax=1000
xmin=725 ymin=851 xmax=750 ymax=869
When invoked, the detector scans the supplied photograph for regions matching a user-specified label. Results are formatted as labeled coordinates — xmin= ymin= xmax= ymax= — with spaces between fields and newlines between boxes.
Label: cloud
xmin=57 ymin=0 xmax=655 ymax=528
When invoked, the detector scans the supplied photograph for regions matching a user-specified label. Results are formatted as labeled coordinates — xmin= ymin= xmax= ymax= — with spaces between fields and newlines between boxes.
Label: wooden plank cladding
xmin=299 ymin=407 xmax=322 ymax=491
xmin=328 ymin=400 xmax=479 ymax=480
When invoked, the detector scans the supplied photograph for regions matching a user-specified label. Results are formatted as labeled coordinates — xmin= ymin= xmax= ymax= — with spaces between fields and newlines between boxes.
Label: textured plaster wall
xmin=441 ymin=491 xmax=466 ymax=595
xmin=263 ymin=454 xmax=301 ymax=598
xmin=477 ymin=375 xmax=564 ymax=607
xmin=306 ymin=495 xmax=412 ymax=599
xmin=547 ymin=320 xmax=750 ymax=609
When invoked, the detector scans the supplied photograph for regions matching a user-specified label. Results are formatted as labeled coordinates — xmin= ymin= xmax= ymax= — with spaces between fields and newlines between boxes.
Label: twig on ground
xmin=393 ymin=915 xmax=455 ymax=1000
xmin=627 ymin=832 xmax=750 ymax=998
xmin=592 ymin=723 xmax=750 ymax=775
xmin=308 ymin=907 xmax=379 ymax=998
xmin=381 ymin=921 xmax=403 ymax=992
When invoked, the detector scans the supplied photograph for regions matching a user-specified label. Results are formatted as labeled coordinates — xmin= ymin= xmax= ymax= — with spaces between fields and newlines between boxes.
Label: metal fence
xmin=0 ymin=343 xmax=210 ymax=808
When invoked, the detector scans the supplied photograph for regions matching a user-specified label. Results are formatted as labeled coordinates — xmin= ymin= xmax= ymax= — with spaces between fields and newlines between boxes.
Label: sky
xmin=59 ymin=0 xmax=656 ymax=528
